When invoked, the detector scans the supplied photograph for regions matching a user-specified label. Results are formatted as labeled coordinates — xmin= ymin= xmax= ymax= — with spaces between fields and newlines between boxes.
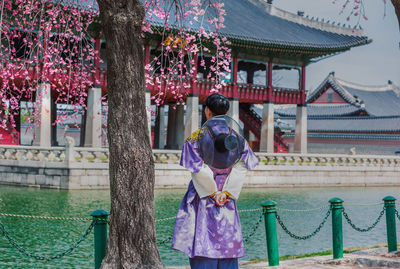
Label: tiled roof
xmin=339 ymin=84 xmax=400 ymax=117
xmin=146 ymin=0 xmax=370 ymax=52
xmin=283 ymin=133 xmax=400 ymax=141
xmin=279 ymin=116 xmax=400 ymax=133
xmin=275 ymin=103 xmax=365 ymax=117
xmin=307 ymin=74 xmax=400 ymax=117
xmin=307 ymin=74 xmax=357 ymax=104
xmin=58 ymin=0 xmax=370 ymax=53
xmin=220 ymin=0 xmax=369 ymax=51
xmin=252 ymin=74 xmax=400 ymax=135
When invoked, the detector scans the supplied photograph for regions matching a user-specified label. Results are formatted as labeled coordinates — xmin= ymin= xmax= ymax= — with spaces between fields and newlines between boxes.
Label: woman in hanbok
xmin=171 ymin=93 xmax=259 ymax=269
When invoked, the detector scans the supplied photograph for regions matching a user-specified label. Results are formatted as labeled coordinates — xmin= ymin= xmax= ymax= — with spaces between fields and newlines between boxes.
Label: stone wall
xmin=0 ymin=144 xmax=399 ymax=189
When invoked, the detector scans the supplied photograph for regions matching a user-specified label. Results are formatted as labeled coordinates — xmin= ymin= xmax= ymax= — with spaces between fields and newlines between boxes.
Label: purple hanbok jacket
xmin=171 ymin=128 xmax=259 ymax=259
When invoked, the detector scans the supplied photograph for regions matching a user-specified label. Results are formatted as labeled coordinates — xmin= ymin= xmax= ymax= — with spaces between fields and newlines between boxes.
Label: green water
xmin=0 ymin=185 xmax=399 ymax=268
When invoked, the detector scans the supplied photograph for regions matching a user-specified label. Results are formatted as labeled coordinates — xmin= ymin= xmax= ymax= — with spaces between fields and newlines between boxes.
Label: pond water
xmin=0 ymin=185 xmax=399 ymax=268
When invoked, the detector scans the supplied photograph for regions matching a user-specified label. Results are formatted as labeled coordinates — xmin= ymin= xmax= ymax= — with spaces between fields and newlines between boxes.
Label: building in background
xmin=0 ymin=0 xmax=370 ymax=154
xmin=274 ymin=72 xmax=400 ymax=155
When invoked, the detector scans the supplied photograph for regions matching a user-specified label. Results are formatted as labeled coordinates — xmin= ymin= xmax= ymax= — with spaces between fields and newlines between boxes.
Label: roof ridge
xmin=307 ymin=103 xmax=359 ymax=108
xmin=335 ymin=77 xmax=397 ymax=92
xmin=284 ymin=133 xmax=400 ymax=140
xmin=306 ymin=75 xmax=331 ymax=103
xmin=248 ymin=0 xmax=365 ymax=37
xmin=280 ymin=115 xmax=400 ymax=120
xmin=329 ymin=75 xmax=358 ymax=104
xmin=276 ymin=103 xmax=361 ymax=111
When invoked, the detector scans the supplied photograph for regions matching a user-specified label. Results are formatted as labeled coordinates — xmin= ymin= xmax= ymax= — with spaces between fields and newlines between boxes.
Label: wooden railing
xmin=2 ymin=61 xmax=305 ymax=104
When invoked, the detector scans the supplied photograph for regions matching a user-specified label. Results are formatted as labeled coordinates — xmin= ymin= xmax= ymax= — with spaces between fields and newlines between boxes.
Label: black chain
xmin=343 ymin=207 xmax=385 ymax=232
xmin=157 ymin=212 xmax=264 ymax=246
xmin=157 ymin=236 xmax=172 ymax=247
xmin=243 ymin=212 xmax=263 ymax=243
xmin=275 ymin=208 xmax=331 ymax=240
xmin=0 ymin=219 xmax=95 ymax=261
xmin=395 ymin=209 xmax=400 ymax=221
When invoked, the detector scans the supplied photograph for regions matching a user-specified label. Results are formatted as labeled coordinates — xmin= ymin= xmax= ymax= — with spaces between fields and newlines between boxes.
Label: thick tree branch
xmin=392 ymin=0 xmax=400 ymax=31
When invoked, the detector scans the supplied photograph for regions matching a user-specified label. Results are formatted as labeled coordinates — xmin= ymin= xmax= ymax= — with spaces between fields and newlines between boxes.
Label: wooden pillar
xmin=185 ymin=95 xmax=199 ymax=139
xmin=260 ymin=61 xmax=274 ymax=153
xmin=185 ymin=54 xmax=199 ymax=139
xmin=166 ymin=105 xmax=177 ymax=149
xmin=33 ymin=83 xmax=52 ymax=147
xmin=145 ymin=90 xmax=152 ymax=146
xmin=267 ymin=61 xmax=273 ymax=101
xmin=228 ymin=57 xmax=239 ymax=123
xmin=232 ymin=57 xmax=239 ymax=97
xmin=144 ymin=45 xmax=152 ymax=145
xmin=80 ymin=98 xmax=87 ymax=147
xmin=154 ymin=105 xmax=165 ymax=149
xmin=232 ymin=57 xmax=238 ymax=84
xmin=228 ymin=99 xmax=239 ymax=123
xmin=14 ymin=101 xmax=21 ymax=145
xmin=50 ymin=93 xmax=58 ymax=146
xmin=175 ymin=105 xmax=184 ymax=149
xmin=94 ymin=39 xmax=101 ymax=84
xmin=294 ymin=65 xmax=307 ymax=153
xmin=84 ymin=87 xmax=102 ymax=147
xmin=300 ymin=66 xmax=306 ymax=104
xmin=166 ymin=105 xmax=184 ymax=149
xmin=260 ymin=101 xmax=274 ymax=153
xmin=294 ymin=104 xmax=307 ymax=153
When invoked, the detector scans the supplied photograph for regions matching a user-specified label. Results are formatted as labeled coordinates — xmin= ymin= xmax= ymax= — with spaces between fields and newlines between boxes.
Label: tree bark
xmin=97 ymin=0 xmax=164 ymax=268
xmin=391 ymin=0 xmax=400 ymax=31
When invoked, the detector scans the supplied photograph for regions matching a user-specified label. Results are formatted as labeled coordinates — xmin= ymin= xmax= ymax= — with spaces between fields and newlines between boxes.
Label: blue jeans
xmin=189 ymin=256 xmax=238 ymax=269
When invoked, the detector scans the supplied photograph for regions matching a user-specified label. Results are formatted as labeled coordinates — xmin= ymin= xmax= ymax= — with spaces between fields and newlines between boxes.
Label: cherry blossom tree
xmin=334 ymin=0 xmax=400 ymax=30
xmin=1 ymin=0 xmax=229 ymax=267
xmin=96 ymin=1 xmax=229 ymax=267
xmin=0 ymin=0 xmax=98 ymax=132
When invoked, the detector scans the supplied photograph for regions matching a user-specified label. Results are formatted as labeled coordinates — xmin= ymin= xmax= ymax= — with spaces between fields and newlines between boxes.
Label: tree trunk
xmin=392 ymin=0 xmax=400 ymax=31
xmin=97 ymin=0 xmax=164 ymax=268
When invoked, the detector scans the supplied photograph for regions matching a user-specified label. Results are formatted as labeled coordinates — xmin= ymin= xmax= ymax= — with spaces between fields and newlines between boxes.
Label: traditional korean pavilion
xmin=2 ymin=0 xmax=371 ymax=153
xmin=275 ymin=72 xmax=400 ymax=155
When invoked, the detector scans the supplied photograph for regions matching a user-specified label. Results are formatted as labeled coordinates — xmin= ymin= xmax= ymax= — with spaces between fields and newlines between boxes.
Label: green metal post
xmin=329 ymin=197 xmax=343 ymax=259
xmin=383 ymin=196 xmax=397 ymax=252
xmin=261 ymin=200 xmax=279 ymax=266
xmin=91 ymin=209 xmax=109 ymax=269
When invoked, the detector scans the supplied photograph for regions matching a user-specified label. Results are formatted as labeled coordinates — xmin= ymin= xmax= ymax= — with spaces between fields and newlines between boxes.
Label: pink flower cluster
xmin=143 ymin=0 xmax=231 ymax=107
xmin=1 ymin=0 xmax=229 ymax=137
xmin=0 ymin=0 xmax=98 ymax=131
xmin=332 ymin=0 xmax=384 ymax=25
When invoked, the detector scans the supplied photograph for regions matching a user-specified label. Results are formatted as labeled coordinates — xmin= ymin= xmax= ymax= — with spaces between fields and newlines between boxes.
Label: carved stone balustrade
xmin=0 ymin=145 xmax=399 ymax=189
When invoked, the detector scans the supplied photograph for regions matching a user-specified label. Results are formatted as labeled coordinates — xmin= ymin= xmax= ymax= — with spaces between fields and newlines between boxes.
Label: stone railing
xmin=0 ymin=145 xmax=65 ymax=163
xmin=152 ymin=149 xmax=181 ymax=164
xmin=0 ymin=141 xmax=109 ymax=166
xmin=1 ymin=145 xmax=400 ymax=168
xmin=0 ymin=145 xmax=400 ymax=189
xmin=256 ymin=153 xmax=400 ymax=167
xmin=152 ymin=150 xmax=400 ymax=168
xmin=73 ymin=147 xmax=109 ymax=163
xmin=0 ymin=146 xmax=177 ymax=165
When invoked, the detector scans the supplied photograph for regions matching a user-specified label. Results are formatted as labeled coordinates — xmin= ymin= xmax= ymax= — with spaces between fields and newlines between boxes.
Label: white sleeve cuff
xmin=192 ymin=165 xmax=217 ymax=198
xmin=222 ymin=161 xmax=247 ymax=200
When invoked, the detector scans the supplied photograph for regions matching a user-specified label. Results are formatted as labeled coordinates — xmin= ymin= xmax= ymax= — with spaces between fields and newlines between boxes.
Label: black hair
xmin=205 ymin=93 xmax=230 ymax=116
